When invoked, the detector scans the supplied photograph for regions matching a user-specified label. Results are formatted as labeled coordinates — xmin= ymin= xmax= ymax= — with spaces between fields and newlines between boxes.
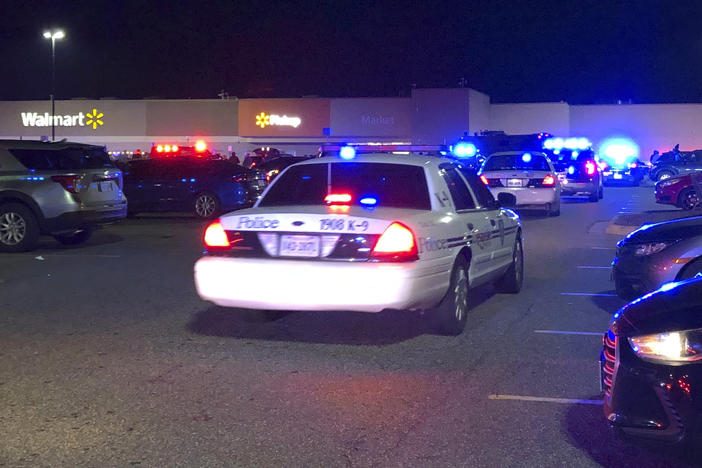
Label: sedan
xmin=656 ymin=174 xmax=701 ymax=210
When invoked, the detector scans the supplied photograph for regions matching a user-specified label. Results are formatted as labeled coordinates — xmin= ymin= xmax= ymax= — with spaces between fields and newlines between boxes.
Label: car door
xmin=439 ymin=165 xmax=496 ymax=283
xmin=122 ymin=159 xmax=157 ymax=210
xmin=458 ymin=165 xmax=516 ymax=274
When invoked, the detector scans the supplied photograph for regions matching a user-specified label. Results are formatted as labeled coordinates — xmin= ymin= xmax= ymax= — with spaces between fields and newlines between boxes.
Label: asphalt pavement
xmin=1 ymin=186 xmax=701 ymax=467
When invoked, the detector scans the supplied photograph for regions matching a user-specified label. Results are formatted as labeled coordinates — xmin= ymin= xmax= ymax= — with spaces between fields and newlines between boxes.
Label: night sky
xmin=2 ymin=0 xmax=701 ymax=103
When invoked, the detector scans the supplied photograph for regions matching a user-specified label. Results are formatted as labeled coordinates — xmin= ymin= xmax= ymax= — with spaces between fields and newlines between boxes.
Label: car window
xmin=10 ymin=147 xmax=114 ymax=171
xmin=259 ymin=162 xmax=431 ymax=210
xmin=457 ymin=166 xmax=496 ymax=208
xmin=483 ymin=154 xmax=550 ymax=171
xmin=125 ymin=160 xmax=156 ymax=177
xmin=441 ymin=167 xmax=476 ymax=210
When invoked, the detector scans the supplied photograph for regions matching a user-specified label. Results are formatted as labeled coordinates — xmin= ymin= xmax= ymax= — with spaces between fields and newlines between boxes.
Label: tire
xmin=548 ymin=203 xmax=560 ymax=217
xmin=598 ymin=185 xmax=604 ymax=199
xmin=588 ymin=190 xmax=598 ymax=202
xmin=54 ymin=229 xmax=93 ymax=245
xmin=656 ymin=170 xmax=675 ymax=181
xmin=193 ymin=192 xmax=221 ymax=219
xmin=495 ymin=236 xmax=524 ymax=294
xmin=0 ymin=202 xmax=40 ymax=253
xmin=678 ymin=258 xmax=702 ymax=280
xmin=678 ymin=187 xmax=699 ymax=210
xmin=434 ymin=256 xmax=469 ymax=336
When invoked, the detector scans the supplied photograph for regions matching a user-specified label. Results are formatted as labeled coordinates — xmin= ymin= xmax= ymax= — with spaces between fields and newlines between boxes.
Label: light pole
xmin=43 ymin=29 xmax=65 ymax=141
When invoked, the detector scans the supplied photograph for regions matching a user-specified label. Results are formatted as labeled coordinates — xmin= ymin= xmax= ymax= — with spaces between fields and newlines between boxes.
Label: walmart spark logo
xmin=256 ymin=112 xmax=270 ymax=128
xmin=85 ymin=108 xmax=104 ymax=130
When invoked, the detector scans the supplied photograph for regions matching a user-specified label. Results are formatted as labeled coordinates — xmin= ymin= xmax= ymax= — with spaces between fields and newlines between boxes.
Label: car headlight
xmin=633 ymin=241 xmax=676 ymax=256
xmin=658 ymin=179 xmax=678 ymax=188
xmin=629 ymin=328 xmax=702 ymax=363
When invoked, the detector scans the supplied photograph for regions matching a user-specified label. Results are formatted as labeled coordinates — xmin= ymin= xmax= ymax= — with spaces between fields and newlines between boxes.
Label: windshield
xmin=259 ymin=162 xmax=431 ymax=210
xmin=483 ymin=154 xmax=550 ymax=171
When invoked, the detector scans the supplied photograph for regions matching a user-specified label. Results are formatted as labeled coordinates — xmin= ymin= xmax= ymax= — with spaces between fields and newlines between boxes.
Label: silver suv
xmin=0 ymin=139 xmax=127 ymax=252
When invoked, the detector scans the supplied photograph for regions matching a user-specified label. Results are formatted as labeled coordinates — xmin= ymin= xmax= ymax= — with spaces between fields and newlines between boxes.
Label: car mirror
xmin=497 ymin=192 xmax=517 ymax=208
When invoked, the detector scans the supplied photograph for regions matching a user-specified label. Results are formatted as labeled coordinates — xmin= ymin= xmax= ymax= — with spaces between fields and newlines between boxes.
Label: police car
xmin=193 ymin=145 xmax=523 ymax=335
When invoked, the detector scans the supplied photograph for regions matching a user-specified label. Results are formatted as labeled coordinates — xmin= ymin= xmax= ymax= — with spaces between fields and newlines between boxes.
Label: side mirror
xmin=497 ymin=192 xmax=517 ymax=208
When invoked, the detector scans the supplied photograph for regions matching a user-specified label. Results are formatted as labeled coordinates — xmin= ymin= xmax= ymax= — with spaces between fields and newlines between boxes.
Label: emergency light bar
xmin=320 ymin=143 xmax=449 ymax=158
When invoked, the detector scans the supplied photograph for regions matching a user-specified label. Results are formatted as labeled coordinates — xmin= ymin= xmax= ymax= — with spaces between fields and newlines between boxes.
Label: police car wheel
xmin=598 ymin=186 xmax=604 ymax=199
xmin=0 ymin=203 xmax=40 ymax=253
xmin=588 ymin=190 xmax=599 ymax=202
xmin=434 ymin=257 xmax=469 ymax=336
xmin=194 ymin=192 xmax=220 ymax=219
xmin=495 ymin=236 xmax=523 ymax=294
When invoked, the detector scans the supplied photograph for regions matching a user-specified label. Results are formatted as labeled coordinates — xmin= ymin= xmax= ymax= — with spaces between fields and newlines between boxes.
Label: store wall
xmin=570 ymin=104 xmax=702 ymax=159
xmin=411 ymin=88 xmax=470 ymax=144
xmin=145 ymin=99 xmax=237 ymax=137
xmin=330 ymin=98 xmax=412 ymax=139
xmin=490 ymin=102 xmax=570 ymax=136
xmin=468 ymin=89 xmax=491 ymax=135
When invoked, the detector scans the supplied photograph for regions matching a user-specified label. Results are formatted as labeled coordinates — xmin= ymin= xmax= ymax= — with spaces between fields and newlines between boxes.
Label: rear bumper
xmin=193 ymin=255 xmax=451 ymax=312
xmin=43 ymin=203 xmax=128 ymax=234
xmin=560 ymin=180 xmax=597 ymax=196
xmin=491 ymin=187 xmax=559 ymax=209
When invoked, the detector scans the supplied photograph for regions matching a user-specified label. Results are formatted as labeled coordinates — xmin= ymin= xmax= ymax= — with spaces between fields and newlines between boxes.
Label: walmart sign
xmin=20 ymin=108 xmax=104 ymax=129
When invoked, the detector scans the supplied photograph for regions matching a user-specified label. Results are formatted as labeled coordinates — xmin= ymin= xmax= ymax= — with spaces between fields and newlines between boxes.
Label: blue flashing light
xmin=301 ymin=175 xmax=311 ymax=180
xmin=181 ymin=178 xmax=187 ymax=182
xmin=567 ymin=166 xmax=575 ymax=175
xmin=522 ymin=153 xmax=532 ymax=163
xmin=360 ymin=197 xmax=378 ymax=206
xmin=453 ymin=142 xmax=477 ymax=158
xmin=599 ymin=137 xmax=639 ymax=167
xmin=339 ymin=146 xmax=356 ymax=160
xmin=553 ymin=149 xmax=560 ymax=155
xmin=190 ymin=178 xmax=196 ymax=182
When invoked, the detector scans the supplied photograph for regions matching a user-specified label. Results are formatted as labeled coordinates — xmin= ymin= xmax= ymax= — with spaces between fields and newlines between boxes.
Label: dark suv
xmin=121 ymin=157 xmax=266 ymax=218
xmin=550 ymin=149 xmax=603 ymax=201
xmin=0 ymin=139 xmax=127 ymax=252
xmin=650 ymin=150 xmax=702 ymax=181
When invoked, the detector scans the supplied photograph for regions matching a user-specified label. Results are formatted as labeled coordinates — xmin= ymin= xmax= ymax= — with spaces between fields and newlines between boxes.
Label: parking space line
xmin=42 ymin=254 xmax=121 ymax=258
xmin=590 ymin=247 xmax=614 ymax=250
xmin=488 ymin=394 xmax=603 ymax=405
xmin=561 ymin=292 xmax=617 ymax=297
xmin=534 ymin=330 xmax=602 ymax=336
xmin=576 ymin=266 xmax=610 ymax=269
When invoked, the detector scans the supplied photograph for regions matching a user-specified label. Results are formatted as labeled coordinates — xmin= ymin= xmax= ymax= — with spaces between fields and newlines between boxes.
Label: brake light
xmin=195 ymin=140 xmax=207 ymax=152
xmin=542 ymin=174 xmax=556 ymax=186
xmin=480 ymin=175 xmax=489 ymax=185
xmin=585 ymin=161 xmax=596 ymax=175
xmin=325 ymin=193 xmax=352 ymax=204
xmin=371 ymin=222 xmax=418 ymax=260
xmin=51 ymin=175 xmax=80 ymax=194
xmin=204 ymin=220 xmax=229 ymax=248
xmin=628 ymin=162 xmax=638 ymax=169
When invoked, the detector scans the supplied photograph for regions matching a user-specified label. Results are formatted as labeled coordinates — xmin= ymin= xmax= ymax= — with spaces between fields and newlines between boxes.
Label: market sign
xmin=20 ymin=108 xmax=104 ymax=129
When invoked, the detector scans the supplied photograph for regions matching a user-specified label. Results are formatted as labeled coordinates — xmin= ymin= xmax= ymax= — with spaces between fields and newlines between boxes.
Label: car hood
xmin=610 ymin=278 xmax=702 ymax=337
xmin=621 ymin=216 xmax=702 ymax=244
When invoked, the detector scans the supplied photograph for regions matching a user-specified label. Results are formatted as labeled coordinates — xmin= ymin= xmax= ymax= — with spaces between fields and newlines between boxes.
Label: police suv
xmin=193 ymin=145 xmax=523 ymax=335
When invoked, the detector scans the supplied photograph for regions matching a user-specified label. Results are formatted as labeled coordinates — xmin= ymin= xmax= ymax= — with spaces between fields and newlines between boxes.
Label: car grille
xmin=602 ymin=330 xmax=617 ymax=396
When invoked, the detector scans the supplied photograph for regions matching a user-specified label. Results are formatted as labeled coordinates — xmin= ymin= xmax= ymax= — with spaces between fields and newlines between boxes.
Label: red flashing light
xmin=480 ymin=175 xmax=489 ymax=185
xmin=325 ymin=193 xmax=352 ymax=204
xmin=372 ymin=222 xmax=418 ymax=260
xmin=51 ymin=175 xmax=80 ymax=194
xmin=156 ymin=145 xmax=164 ymax=152
xmin=203 ymin=220 xmax=229 ymax=248
xmin=195 ymin=140 xmax=207 ymax=152
xmin=585 ymin=161 xmax=596 ymax=175
xmin=542 ymin=174 xmax=556 ymax=186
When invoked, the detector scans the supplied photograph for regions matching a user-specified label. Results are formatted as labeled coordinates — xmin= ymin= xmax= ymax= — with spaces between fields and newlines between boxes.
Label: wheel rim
xmin=0 ymin=212 xmax=27 ymax=245
xmin=453 ymin=268 xmax=468 ymax=321
xmin=683 ymin=191 xmax=699 ymax=210
xmin=195 ymin=194 xmax=216 ymax=217
xmin=659 ymin=172 xmax=672 ymax=180
xmin=514 ymin=240 xmax=524 ymax=285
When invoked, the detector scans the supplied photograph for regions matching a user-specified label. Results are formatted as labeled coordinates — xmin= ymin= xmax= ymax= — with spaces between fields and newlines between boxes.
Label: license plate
xmin=279 ymin=235 xmax=320 ymax=257
xmin=98 ymin=181 xmax=113 ymax=192
xmin=613 ymin=173 xmax=623 ymax=179
xmin=507 ymin=179 xmax=522 ymax=187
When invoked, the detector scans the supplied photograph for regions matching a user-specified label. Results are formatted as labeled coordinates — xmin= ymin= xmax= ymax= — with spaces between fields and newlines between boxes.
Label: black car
xmin=122 ymin=157 xmax=266 ymax=218
xmin=550 ymin=149 xmax=603 ymax=201
xmin=602 ymin=277 xmax=702 ymax=443
xmin=255 ymin=155 xmax=313 ymax=182
xmin=650 ymin=150 xmax=702 ymax=182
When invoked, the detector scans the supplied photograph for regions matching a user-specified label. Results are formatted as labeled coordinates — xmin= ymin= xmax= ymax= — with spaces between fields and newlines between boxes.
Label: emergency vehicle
xmin=193 ymin=144 xmax=523 ymax=335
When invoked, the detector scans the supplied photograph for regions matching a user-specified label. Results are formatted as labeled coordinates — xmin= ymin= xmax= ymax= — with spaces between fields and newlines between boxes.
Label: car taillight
xmin=542 ymin=174 xmax=556 ymax=186
xmin=628 ymin=162 xmax=638 ymax=169
xmin=232 ymin=174 xmax=246 ymax=183
xmin=480 ymin=175 xmax=489 ymax=185
xmin=204 ymin=220 xmax=230 ymax=248
xmin=585 ymin=161 xmax=596 ymax=175
xmin=371 ymin=222 xmax=418 ymax=261
xmin=51 ymin=175 xmax=80 ymax=194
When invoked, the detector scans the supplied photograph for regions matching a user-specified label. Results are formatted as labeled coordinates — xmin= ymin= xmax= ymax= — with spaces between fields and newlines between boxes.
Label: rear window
xmin=483 ymin=154 xmax=550 ymax=171
xmin=259 ymin=162 xmax=431 ymax=210
xmin=10 ymin=147 xmax=114 ymax=171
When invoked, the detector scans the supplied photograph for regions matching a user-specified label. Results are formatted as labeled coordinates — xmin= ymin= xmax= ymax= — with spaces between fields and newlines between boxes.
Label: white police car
xmin=193 ymin=146 xmax=523 ymax=335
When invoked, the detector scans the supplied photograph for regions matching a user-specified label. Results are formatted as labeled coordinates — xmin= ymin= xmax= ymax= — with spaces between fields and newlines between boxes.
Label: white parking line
xmin=488 ymin=394 xmax=603 ymax=405
xmin=561 ymin=292 xmax=617 ymax=297
xmin=576 ymin=266 xmax=610 ymax=269
xmin=534 ymin=330 xmax=602 ymax=336
xmin=590 ymin=247 xmax=614 ymax=250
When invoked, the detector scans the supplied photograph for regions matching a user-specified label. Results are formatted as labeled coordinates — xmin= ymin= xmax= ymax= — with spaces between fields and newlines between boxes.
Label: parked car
xmin=602 ymin=277 xmax=702 ymax=443
xmin=650 ymin=150 xmax=702 ymax=182
xmin=600 ymin=158 xmax=647 ymax=186
xmin=612 ymin=216 xmax=702 ymax=300
xmin=655 ymin=174 xmax=702 ymax=210
xmin=479 ymin=151 xmax=561 ymax=216
xmin=122 ymin=157 xmax=266 ymax=218
xmin=550 ymin=149 xmax=603 ymax=201
xmin=255 ymin=155 xmax=314 ymax=183
xmin=0 ymin=139 xmax=127 ymax=252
